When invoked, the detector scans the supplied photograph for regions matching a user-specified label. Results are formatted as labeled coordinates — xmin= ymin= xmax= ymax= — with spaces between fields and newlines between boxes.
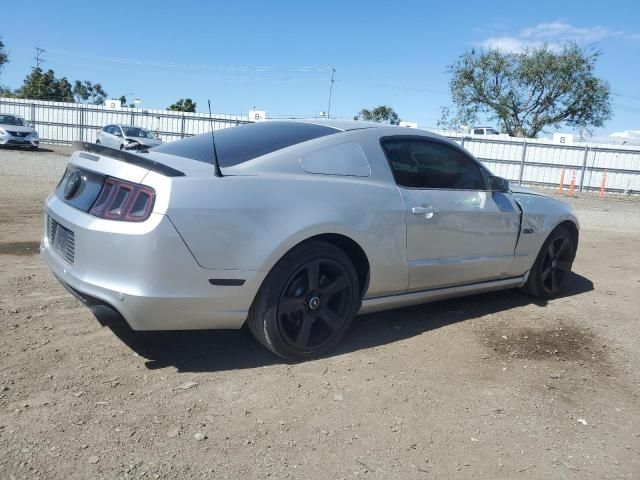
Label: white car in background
xmin=96 ymin=124 xmax=162 ymax=151
xmin=470 ymin=126 xmax=500 ymax=135
xmin=0 ymin=114 xmax=40 ymax=149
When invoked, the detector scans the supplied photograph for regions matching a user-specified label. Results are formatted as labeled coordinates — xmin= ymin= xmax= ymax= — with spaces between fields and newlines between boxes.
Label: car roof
xmin=281 ymin=118 xmax=393 ymax=131
xmin=268 ymin=119 xmax=460 ymax=146
xmin=271 ymin=119 xmax=451 ymax=141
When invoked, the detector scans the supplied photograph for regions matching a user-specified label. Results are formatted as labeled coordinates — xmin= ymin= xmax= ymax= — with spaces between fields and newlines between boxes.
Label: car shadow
xmin=0 ymin=145 xmax=54 ymax=152
xmin=91 ymin=272 xmax=593 ymax=373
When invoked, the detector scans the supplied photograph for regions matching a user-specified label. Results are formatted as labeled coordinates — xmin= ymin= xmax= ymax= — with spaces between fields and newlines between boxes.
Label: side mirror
xmin=488 ymin=176 xmax=509 ymax=193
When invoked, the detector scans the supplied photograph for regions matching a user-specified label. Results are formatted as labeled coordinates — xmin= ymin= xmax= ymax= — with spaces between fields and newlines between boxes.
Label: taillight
xmin=89 ymin=177 xmax=155 ymax=222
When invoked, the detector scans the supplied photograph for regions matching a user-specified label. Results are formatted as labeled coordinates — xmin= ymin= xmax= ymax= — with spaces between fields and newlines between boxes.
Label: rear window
xmin=151 ymin=121 xmax=339 ymax=167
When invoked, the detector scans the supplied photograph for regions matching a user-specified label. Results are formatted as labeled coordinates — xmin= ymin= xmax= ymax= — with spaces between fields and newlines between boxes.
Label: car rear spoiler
xmin=73 ymin=141 xmax=185 ymax=177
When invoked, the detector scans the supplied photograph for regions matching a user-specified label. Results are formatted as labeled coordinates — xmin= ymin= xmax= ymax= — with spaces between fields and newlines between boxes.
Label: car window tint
xmin=381 ymin=138 xmax=485 ymax=190
xmin=151 ymin=121 xmax=339 ymax=167
xmin=473 ymin=128 xmax=484 ymax=134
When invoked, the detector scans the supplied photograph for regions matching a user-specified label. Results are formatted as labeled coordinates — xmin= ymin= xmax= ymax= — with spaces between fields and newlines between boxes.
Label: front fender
xmin=511 ymin=192 xmax=579 ymax=275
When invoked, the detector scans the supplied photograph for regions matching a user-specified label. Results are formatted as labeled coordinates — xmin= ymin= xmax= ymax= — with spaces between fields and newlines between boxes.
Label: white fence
xmin=442 ymin=133 xmax=640 ymax=194
xmin=2 ymin=97 xmax=639 ymax=194
xmin=0 ymin=97 xmax=250 ymax=145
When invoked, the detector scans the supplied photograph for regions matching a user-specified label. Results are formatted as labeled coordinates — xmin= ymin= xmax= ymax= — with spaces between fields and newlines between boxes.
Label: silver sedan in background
xmin=96 ymin=124 xmax=162 ymax=151
xmin=0 ymin=113 xmax=40 ymax=149
xmin=41 ymin=120 xmax=579 ymax=360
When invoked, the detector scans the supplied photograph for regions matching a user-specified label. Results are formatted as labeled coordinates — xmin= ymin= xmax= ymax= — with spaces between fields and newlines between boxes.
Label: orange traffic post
xmin=600 ymin=169 xmax=608 ymax=198
xmin=568 ymin=171 xmax=576 ymax=197
xmin=558 ymin=167 xmax=565 ymax=193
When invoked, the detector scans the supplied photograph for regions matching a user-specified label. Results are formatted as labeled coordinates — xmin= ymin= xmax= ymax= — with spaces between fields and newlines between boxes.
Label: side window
xmin=381 ymin=138 xmax=486 ymax=190
xmin=103 ymin=125 xmax=112 ymax=134
xmin=473 ymin=128 xmax=484 ymax=134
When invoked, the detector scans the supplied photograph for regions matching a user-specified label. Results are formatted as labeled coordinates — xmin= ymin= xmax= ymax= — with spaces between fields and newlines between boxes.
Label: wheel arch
xmin=555 ymin=219 xmax=579 ymax=250
xmin=259 ymin=230 xmax=371 ymax=298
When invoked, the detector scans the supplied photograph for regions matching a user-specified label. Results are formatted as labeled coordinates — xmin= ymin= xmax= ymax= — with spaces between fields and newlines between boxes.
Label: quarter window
xmin=381 ymin=138 xmax=485 ymax=190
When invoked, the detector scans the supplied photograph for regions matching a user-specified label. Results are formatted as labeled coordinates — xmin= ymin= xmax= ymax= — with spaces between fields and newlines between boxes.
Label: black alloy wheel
xmin=276 ymin=258 xmax=353 ymax=351
xmin=247 ymin=241 xmax=360 ymax=360
xmin=539 ymin=234 xmax=573 ymax=295
xmin=522 ymin=225 xmax=576 ymax=299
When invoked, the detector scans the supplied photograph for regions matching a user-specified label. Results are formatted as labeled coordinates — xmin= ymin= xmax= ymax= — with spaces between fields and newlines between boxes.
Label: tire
xmin=522 ymin=225 xmax=576 ymax=299
xmin=247 ymin=241 xmax=361 ymax=360
xmin=30 ymin=146 xmax=38 ymax=151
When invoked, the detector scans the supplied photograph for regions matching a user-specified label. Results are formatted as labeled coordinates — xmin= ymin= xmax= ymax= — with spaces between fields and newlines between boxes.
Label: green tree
xmin=0 ymin=37 xmax=8 ymax=75
xmin=445 ymin=43 xmax=611 ymax=138
xmin=354 ymin=105 xmax=400 ymax=124
xmin=0 ymin=37 xmax=11 ymax=95
xmin=16 ymin=67 xmax=74 ymax=102
xmin=167 ymin=98 xmax=196 ymax=112
xmin=73 ymin=80 xmax=107 ymax=104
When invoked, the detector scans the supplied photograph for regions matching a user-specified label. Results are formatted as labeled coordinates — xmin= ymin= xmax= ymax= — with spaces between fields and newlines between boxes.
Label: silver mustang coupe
xmin=42 ymin=120 xmax=579 ymax=359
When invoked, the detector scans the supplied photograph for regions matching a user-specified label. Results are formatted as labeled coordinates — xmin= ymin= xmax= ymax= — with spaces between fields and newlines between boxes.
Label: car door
xmin=101 ymin=125 xmax=115 ymax=148
xmin=380 ymin=136 xmax=521 ymax=291
xmin=112 ymin=125 xmax=124 ymax=148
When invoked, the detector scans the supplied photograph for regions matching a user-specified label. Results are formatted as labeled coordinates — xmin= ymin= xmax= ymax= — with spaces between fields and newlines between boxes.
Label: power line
xmin=47 ymin=49 xmax=330 ymax=74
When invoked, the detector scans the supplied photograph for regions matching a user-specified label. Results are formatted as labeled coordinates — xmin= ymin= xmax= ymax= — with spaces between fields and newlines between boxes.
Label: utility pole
xmin=327 ymin=66 xmax=335 ymax=119
xmin=34 ymin=47 xmax=46 ymax=70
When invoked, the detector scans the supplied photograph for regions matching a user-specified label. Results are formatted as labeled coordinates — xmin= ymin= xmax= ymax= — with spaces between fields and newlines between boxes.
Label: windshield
xmin=151 ymin=121 xmax=339 ymax=167
xmin=0 ymin=115 xmax=28 ymax=126
xmin=123 ymin=127 xmax=155 ymax=139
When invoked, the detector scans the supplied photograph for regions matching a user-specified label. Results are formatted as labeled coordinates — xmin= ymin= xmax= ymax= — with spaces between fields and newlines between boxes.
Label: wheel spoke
xmin=550 ymin=270 xmax=558 ymax=292
xmin=320 ymin=274 xmax=349 ymax=299
xmin=279 ymin=296 xmax=305 ymax=316
xmin=556 ymin=260 xmax=572 ymax=271
xmin=317 ymin=309 xmax=344 ymax=332
xmin=306 ymin=261 xmax=320 ymax=291
xmin=556 ymin=238 xmax=568 ymax=257
xmin=542 ymin=266 xmax=552 ymax=281
xmin=294 ymin=316 xmax=313 ymax=348
xmin=547 ymin=242 xmax=555 ymax=259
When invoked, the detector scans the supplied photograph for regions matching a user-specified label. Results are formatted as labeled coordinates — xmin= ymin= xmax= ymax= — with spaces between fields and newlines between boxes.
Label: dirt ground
xmin=0 ymin=146 xmax=639 ymax=479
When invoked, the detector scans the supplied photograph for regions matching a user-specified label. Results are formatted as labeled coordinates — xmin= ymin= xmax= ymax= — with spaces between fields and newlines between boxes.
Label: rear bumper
xmin=41 ymin=194 xmax=266 ymax=330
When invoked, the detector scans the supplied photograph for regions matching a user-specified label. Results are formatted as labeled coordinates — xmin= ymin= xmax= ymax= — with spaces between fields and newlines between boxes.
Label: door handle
xmin=411 ymin=206 xmax=438 ymax=214
xmin=411 ymin=206 xmax=439 ymax=218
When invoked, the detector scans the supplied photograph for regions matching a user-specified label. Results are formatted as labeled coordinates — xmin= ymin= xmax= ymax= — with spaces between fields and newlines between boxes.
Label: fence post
xmin=31 ymin=102 xmax=36 ymax=128
xmin=78 ymin=104 xmax=84 ymax=142
xmin=579 ymin=145 xmax=589 ymax=192
xmin=130 ymin=109 xmax=135 ymax=126
xmin=460 ymin=136 xmax=465 ymax=149
xmin=518 ymin=140 xmax=527 ymax=185
xmin=181 ymin=114 xmax=185 ymax=139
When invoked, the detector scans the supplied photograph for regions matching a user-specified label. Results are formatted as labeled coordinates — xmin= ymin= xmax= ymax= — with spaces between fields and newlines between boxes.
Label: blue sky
xmin=1 ymin=0 xmax=639 ymax=139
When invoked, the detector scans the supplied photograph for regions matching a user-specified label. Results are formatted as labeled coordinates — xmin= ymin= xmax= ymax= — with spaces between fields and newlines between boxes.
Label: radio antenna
xmin=208 ymin=99 xmax=223 ymax=177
